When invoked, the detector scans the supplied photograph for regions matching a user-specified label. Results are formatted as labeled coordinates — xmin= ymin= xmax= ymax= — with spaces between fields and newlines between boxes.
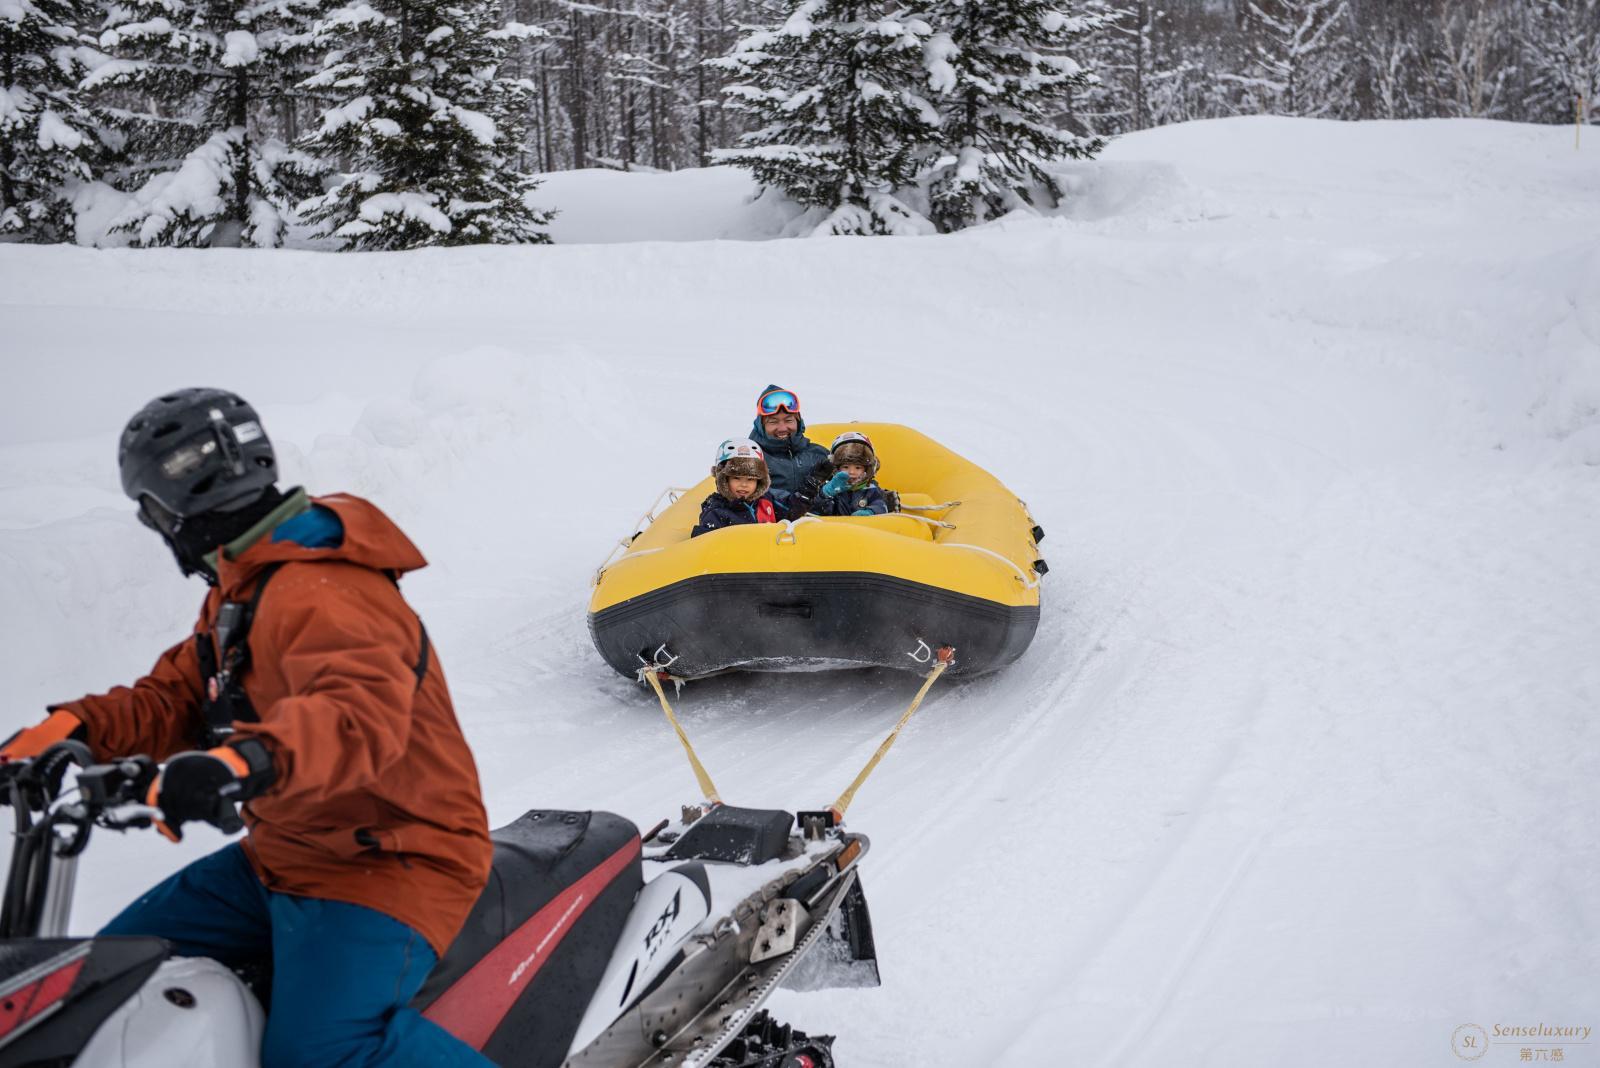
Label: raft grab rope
xmin=775 ymin=516 xmax=822 ymax=544
xmin=942 ymin=543 xmax=1042 ymax=588
xmin=593 ymin=486 xmax=691 ymax=585
xmin=896 ymin=513 xmax=957 ymax=530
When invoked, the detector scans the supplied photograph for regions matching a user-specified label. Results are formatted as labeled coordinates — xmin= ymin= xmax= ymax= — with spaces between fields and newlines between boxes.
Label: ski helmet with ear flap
xmin=120 ymin=388 xmax=278 ymax=517
xmin=829 ymin=431 xmax=878 ymax=479
xmin=712 ymin=438 xmax=771 ymax=499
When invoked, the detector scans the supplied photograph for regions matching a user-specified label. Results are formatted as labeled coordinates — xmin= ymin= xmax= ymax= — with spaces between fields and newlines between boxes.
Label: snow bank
xmin=2 ymin=116 xmax=1597 ymax=1067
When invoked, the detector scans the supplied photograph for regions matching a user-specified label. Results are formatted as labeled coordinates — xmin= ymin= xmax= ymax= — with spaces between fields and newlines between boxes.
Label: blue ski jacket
xmin=691 ymin=491 xmax=791 ymax=538
xmin=747 ymin=417 xmax=829 ymax=502
xmin=811 ymin=479 xmax=892 ymax=517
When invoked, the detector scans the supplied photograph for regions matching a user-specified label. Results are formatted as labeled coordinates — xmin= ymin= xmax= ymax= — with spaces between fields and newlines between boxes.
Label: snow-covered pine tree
xmin=1357 ymin=2 xmax=1426 ymax=120
xmin=86 ymin=0 xmax=329 ymax=246
xmin=1227 ymin=0 xmax=1353 ymax=118
xmin=1418 ymin=0 xmax=1513 ymax=119
xmin=1075 ymin=0 xmax=1143 ymax=134
xmin=1517 ymin=0 xmax=1599 ymax=125
xmin=0 ymin=0 xmax=102 ymax=240
xmin=712 ymin=0 xmax=942 ymax=235
xmin=922 ymin=0 xmax=1106 ymax=233
xmin=298 ymin=0 xmax=552 ymax=249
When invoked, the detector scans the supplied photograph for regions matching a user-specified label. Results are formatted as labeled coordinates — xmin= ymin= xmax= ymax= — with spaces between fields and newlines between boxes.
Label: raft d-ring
xmin=636 ymin=646 xmax=685 ymax=694
xmin=907 ymin=639 xmax=933 ymax=664
xmin=636 ymin=644 xmax=679 ymax=672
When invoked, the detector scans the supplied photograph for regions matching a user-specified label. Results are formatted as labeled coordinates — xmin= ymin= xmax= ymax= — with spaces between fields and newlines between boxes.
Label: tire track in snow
xmin=1106 ymin=831 xmax=1269 ymax=1068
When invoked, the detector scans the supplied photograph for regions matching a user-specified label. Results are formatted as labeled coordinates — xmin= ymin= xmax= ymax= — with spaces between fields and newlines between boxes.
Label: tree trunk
xmin=217 ymin=67 xmax=251 ymax=247
xmin=695 ymin=0 xmax=708 ymax=166
xmin=0 ymin=44 xmax=16 ymax=217
xmin=1134 ymin=0 xmax=1147 ymax=130
xmin=571 ymin=9 xmax=588 ymax=168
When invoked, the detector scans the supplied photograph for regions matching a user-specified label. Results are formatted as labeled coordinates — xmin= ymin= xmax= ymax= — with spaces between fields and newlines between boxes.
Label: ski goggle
xmin=137 ymin=495 xmax=184 ymax=538
xmin=756 ymin=389 xmax=800 ymax=416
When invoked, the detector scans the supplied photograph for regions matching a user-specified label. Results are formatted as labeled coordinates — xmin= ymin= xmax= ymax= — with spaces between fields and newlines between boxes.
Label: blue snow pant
xmin=101 ymin=843 xmax=499 ymax=1068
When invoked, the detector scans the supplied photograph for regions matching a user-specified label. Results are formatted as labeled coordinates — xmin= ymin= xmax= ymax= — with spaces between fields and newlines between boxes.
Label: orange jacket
xmin=57 ymin=494 xmax=492 ymax=956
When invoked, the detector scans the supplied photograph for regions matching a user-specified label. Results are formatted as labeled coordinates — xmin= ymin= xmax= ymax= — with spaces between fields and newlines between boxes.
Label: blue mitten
xmin=851 ymin=508 xmax=874 ymax=517
xmin=820 ymin=471 xmax=851 ymax=498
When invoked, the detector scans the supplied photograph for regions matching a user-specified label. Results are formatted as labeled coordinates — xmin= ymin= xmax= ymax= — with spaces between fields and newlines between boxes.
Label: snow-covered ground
xmin=3 ymin=116 xmax=1598 ymax=1067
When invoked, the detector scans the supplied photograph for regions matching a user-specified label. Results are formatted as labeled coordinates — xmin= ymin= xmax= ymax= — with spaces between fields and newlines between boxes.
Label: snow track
xmin=2 ymin=117 xmax=1597 ymax=1066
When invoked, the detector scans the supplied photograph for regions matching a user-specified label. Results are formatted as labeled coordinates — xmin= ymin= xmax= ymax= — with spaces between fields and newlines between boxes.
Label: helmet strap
xmin=157 ymin=485 xmax=284 ymax=582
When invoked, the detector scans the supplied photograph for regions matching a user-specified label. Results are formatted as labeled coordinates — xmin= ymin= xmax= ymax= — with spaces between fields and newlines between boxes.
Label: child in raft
xmin=691 ymin=438 xmax=792 ymax=537
xmin=810 ymin=431 xmax=894 ymax=517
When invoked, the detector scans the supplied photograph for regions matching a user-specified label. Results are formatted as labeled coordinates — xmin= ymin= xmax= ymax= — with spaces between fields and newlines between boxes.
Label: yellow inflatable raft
xmin=587 ymin=423 xmax=1046 ymax=679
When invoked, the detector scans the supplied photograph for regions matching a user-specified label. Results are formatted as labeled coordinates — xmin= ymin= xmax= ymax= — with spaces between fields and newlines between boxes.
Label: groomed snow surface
xmin=3 ymin=116 xmax=1598 ymax=1067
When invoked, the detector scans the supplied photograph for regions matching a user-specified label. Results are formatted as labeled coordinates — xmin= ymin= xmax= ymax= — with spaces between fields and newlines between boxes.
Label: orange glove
xmin=0 ymin=711 xmax=86 ymax=763
xmin=144 ymin=738 xmax=276 ymax=842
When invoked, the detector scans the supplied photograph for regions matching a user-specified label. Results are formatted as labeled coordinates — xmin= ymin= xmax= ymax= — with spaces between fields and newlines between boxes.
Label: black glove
xmin=787 ymin=459 xmax=836 ymax=520
xmin=148 ymin=737 xmax=275 ymax=841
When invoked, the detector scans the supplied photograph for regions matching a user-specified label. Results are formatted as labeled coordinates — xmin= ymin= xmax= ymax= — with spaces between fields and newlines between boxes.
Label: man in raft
xmin=745 ymin=384 xmax=830 ymax=505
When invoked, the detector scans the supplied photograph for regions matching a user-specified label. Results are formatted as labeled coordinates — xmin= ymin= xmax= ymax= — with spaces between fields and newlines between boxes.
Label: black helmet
xmin=119 ymin=389 xmax=277 ymax=517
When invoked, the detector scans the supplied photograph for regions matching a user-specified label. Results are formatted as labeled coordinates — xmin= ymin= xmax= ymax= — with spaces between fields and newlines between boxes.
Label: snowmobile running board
xmin=646 ymin=868 xmax=863 ymax=1068
xmin=563 ymin=856 xmax=870 ymax=1068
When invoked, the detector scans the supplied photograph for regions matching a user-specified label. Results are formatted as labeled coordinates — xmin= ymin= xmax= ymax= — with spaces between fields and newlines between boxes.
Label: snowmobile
xmin=0 ymin=742 xmax=879 ymax=1068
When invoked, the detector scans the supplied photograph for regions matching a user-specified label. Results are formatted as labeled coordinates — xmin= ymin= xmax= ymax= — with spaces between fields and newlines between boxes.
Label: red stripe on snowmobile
xmin=424 ymin=837 xmax=640 ymax=1050
xmin=0 ymin=955 xmax=87 ymax=1044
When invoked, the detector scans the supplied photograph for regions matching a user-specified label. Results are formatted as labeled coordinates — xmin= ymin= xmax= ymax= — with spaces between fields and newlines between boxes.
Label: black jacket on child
xmin=811 ymin=479 xmax=892 ymax=517
xmin=691 ymin=492 xmax=791 ymax=537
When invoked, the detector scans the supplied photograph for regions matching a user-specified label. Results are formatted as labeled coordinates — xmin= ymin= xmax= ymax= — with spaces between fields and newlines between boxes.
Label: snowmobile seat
xmin=413 ymin=810 xmax=642 ymax=1068
xmin=664 ymin=805 xmax=795 ymax=866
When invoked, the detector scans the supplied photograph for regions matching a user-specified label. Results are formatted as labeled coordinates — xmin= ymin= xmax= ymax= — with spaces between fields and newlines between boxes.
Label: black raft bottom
xmin=589 ymin=571 xmax=1040 ymax=680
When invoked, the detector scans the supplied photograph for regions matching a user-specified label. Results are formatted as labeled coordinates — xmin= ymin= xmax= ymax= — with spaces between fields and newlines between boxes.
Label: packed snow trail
xmin=2 ymin=117 xmax=1597 ymax=1067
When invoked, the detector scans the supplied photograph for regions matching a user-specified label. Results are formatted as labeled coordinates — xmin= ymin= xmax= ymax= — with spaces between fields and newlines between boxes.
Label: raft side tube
xmin=588 ymin=571 xmax=1040 ymax=680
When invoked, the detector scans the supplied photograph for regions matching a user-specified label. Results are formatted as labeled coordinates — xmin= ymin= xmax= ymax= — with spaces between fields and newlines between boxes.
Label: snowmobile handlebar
xmin=0 ymin=744 xmax=173 ymax=938
xmin=2 ymin=742 xmax=158 ymax=820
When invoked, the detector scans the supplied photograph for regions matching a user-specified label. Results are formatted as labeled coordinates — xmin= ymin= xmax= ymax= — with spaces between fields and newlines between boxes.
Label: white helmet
xmin=829 ymin=431 xmax=878 ymax=478
xmin=712 ymin=438 xmax=770 ymax=498
xmin=715 ymin=438 xmax=765 ymax=466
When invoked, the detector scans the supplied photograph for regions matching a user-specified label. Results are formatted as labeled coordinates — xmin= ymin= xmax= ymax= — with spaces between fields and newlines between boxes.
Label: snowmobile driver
xmin=0 ymin=389 xmax=498 ymax=1068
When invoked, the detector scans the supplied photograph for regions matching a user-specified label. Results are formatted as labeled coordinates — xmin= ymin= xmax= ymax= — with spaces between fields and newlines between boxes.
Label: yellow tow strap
xmin=643 ymin=669 xmax=722 ymax=804
xmin=831 ymin=647 xmax=953 ymax=820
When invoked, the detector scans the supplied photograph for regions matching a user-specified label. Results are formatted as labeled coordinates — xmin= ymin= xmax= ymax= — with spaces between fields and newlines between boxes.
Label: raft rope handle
xmin=775 ymin=516 xmax=822 ymax=545
xmin=898 ymin=500 xmax=962 ymax=513
xmin=831 ymin=646 xmax=955 ymax=821
xmin=593 ymin=486 xmax=693 ymax=584
xmin=896 ymin=514 xmax=957 ymax=531
xmin=641 ymin=667 xmax=723 ymax=805
xmin=942 ymin=542 xmax=1042 ymax=589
